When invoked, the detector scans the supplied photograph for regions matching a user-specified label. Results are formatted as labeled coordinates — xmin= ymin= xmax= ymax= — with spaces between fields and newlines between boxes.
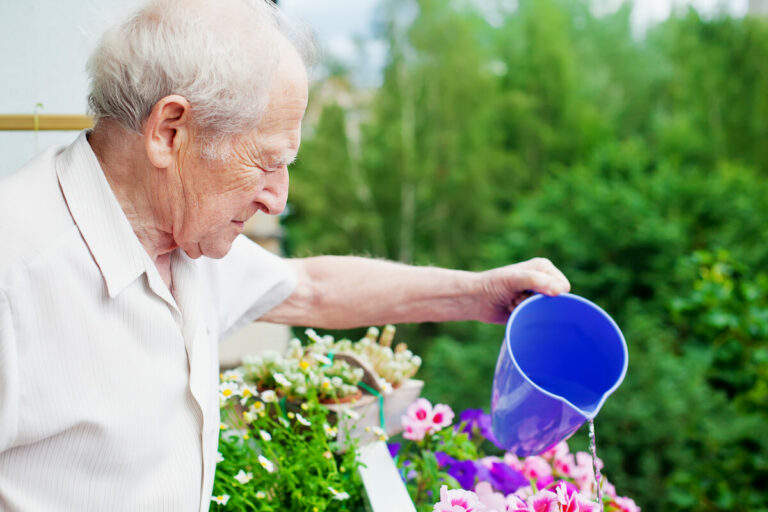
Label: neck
xmin=88 ymin=122 xmax=178 ymax=263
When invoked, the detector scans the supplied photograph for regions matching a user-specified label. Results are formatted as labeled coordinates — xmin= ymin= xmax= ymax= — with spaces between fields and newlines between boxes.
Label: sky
xmin=280 ymin=0 xmax=750 ymax=85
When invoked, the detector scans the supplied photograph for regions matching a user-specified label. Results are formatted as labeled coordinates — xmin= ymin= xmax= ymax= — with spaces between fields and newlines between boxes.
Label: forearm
xmin=262 ymin=256 xmax=483 ymax=329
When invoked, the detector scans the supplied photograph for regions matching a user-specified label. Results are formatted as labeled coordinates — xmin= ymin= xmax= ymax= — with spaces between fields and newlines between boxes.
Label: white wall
xmin=0 ymin=0 xmax=145 ymax=177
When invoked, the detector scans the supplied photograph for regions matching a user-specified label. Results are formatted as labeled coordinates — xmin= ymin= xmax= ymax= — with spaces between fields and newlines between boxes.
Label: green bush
xmin=282 ymin=1 xmax=768 ymax=509
xmin=479 ymin=161 xmax=768 ymax=510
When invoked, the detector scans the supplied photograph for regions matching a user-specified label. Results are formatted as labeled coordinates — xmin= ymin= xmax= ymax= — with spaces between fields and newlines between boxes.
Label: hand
xmin=476 ymin=257 xmax=571 ymax=324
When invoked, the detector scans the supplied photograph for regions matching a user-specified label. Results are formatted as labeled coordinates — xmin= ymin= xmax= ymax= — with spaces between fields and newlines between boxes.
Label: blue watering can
xmin=491 ymin=293 xmax=628 ymax=456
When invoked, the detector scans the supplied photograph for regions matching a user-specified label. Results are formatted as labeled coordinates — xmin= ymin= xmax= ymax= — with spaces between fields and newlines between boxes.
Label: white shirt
xmin=0 ymin=132 xmax=296 ymax=511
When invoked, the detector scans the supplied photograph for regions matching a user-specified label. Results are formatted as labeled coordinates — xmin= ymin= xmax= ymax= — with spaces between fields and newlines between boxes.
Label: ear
xmin=143 ymin=95 xmax=192 ymax=169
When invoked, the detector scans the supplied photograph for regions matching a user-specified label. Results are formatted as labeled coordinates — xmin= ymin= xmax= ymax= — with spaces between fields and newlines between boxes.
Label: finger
xmin=513 ymin=269 xmax=567 ymax=296
xmin=523 ymin=258 xmax=570 ymax=294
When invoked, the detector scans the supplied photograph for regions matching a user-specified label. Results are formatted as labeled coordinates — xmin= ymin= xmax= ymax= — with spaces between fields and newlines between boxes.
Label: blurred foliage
xmin=283 ymin=0 xmax=768 ymax=510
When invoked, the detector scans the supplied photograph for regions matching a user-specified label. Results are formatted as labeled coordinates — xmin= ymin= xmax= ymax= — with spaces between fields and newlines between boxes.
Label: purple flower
xmin=476 ymin=462 xmax=528 ymax=495
xmin=477 ymin=414 xmax=504 ymax=450
xmin=435 ymin=452 xmax=458 ymax=468
xmin=446 ymin=460 xmax=478 ymax=490
xmin=457 ymin=409 xmax=484 ymax=437
xmin=388 ymin=442 xmax=401 ymax=459
xmin=457 ymin=409 xmax=504 ymax=449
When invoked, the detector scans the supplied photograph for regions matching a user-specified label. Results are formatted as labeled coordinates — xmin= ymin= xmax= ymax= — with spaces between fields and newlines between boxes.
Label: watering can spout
xmin=491 ymin=293 xmax=628 ymax=456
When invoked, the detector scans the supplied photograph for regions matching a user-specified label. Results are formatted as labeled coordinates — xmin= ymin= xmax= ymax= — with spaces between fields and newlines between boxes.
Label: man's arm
xmin=260 ymin=256 xmax=570 ymax=329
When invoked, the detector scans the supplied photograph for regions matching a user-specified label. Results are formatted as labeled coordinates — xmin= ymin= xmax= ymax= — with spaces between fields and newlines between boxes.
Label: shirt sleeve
xmin=198 ymin=235 xmax=297 ymax=340
xmin=0 ymin=290 xmax=18 ymax=452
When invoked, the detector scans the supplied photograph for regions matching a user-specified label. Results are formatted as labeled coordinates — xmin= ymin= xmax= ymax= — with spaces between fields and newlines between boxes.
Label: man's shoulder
xmin=0 ymin=145 xmax=78 ymax=276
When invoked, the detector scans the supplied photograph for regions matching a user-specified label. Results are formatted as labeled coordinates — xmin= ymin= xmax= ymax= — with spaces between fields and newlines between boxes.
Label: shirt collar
xmin=55 ymin=130 xmax=148 ymax=298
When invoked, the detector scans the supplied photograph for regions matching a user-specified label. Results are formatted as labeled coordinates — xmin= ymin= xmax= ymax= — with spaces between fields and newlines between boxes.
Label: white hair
xmin=86 ymin=0 xmax=314 ymax=156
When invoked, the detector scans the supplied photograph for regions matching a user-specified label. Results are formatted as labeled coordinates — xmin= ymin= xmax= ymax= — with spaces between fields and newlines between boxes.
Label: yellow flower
xmin=323 ymin=451 xmax=332 ymax=459
xmin=256 ymin=491 xmax=266 ymax=499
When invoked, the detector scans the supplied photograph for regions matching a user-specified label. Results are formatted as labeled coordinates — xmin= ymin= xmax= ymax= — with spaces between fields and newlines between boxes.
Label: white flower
xmin=378 ymin=378 xmax=394 ymax=395
xmin=259 ymin=430 xmax=272 ymax=442
xmin=258 ymin=455 xmax=275 ymax=473
xmin=221 ymin=369 xmax=244 ymax=383
xmin=239 ymin=384 xmax=258 ymax=406
xmin=371 ymin=426 xmax=389 ymax=441
xmin=260 ymin=390 xmax=277 ymax=403
xmin=342 ymin=408 xmax=360 ymax=420
xmin=323 ymin=423 xmax=338 ymax=438
xmin=218 ymin=381 xmax=240 ymax=402
xmin=211 ymin=495 xmax=230 ymax=505
xmin=234 ymin=469 xmax=253 ymax=484
xmin=256 ymin=491 xmax=266 ymax=499
xmin=328 ymin=486 xmax=350 ymax=500
xmin=273 ymin=373 xmax=291 ymax=387
xmin=305 ymin=328 xmax=322 ymax=343
xmin=216 ymin=451 xmax=225 ymax=463
xmin=313 ymin=353 xmax=333 ymax=366
xmin=295 ymin=413 xmax=311 ymax=426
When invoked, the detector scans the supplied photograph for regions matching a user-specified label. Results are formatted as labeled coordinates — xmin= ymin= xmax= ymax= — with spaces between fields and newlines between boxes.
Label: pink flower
xmin=403 ymin=422 xmax=430 ymax=441
xmin=522 ymin=456 xmax=553 ymax=480
xmin=553 ymin=453 xmax=577 ymax=477
xmin=612 ymin=496 xmax=641 ymax=512
xmin=602 ymin=481 xmax=616 ymax=498
xmin=474 ymin=481 xmax=506 ymax=512
xmin=541 ymin=441 xmax=569 ymax=461
xmin=406 ymin=398 xmax=433 ymax=423
xmin=505 ymin=495 xmax=531 ymax=512
xmin=431 ymin=403 xmax=455 ymax=430
xmin=403 ymin=398 xmax=434 ymax=440
xmin=556 ymin=481 xmax=600 ymax=512
xmin=478 ymin=456 xmax=503 ymax=469
xmin=528 ymin=489 xmax=559 ymax=512
xmin=433 ymin=485 xmax=486 ymax=512
xmin=573 ymin=452 xmax=600 ymax=494
xmin=403 ymin=399 xmax=455 ymax=440
xmin=504 ymin=453 xmax=524 ymax=471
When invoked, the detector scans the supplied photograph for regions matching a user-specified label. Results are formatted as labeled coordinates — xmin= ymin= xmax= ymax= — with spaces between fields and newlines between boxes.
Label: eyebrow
xmin=272 ymin=152 xmax=298 ymax=168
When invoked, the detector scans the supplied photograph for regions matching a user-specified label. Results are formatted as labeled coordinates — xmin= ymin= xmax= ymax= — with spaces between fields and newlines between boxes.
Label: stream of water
xmin=588 ymin=418 xmax=605 ymax=512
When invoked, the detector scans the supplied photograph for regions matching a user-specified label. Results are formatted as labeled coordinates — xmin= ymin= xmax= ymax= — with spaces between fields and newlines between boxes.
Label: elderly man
xmin=0 ymin=0 xmax=569 ymax=510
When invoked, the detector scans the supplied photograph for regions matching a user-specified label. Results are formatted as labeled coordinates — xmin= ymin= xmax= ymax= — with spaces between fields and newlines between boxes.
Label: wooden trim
xmin=0 ymin=114 xmax=93 ymax=131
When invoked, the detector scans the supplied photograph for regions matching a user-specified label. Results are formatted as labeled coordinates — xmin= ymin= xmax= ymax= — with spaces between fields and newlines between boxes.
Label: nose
xmin=258 ymin=166 xmax=289 ymax=215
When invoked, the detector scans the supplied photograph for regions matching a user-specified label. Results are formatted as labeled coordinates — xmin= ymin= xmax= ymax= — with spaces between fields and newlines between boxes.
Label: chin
xmin=198 ymin=238 xmax=236 ymax=260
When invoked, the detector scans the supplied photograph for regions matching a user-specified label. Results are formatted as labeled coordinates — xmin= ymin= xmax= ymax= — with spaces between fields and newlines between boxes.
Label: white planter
xmin=359 ymin=441 xmax=417 ymax=512
xmin=326 ymin=379 xmax=425 ymax=440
